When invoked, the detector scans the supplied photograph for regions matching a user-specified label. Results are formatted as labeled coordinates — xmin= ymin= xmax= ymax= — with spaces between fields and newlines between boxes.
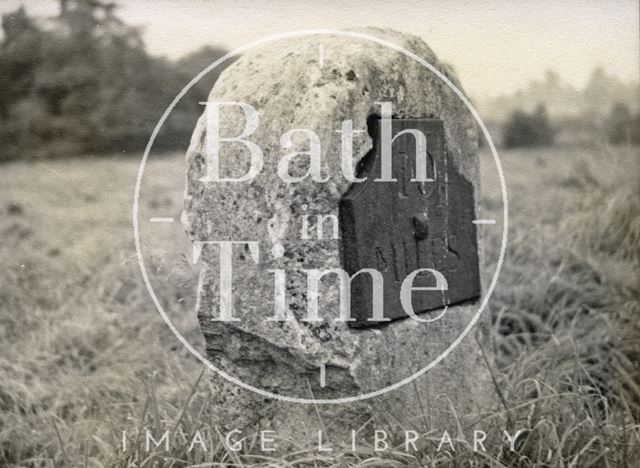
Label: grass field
xmin=1 ymin=143 xmax=639 ymax=467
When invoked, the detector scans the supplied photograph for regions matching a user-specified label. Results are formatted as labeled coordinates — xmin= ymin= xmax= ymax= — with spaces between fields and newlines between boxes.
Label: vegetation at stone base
xmin=1 ymin=143 xmax=638 ymax=466
xmin=502 ymin=104 xmax=555 ymax=148
xmin=0 ymin=0 xmax=228 ymax=162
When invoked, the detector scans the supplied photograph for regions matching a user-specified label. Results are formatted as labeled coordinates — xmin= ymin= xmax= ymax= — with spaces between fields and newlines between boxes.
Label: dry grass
xmin=0 ymin=143 xmax=639 ymax=467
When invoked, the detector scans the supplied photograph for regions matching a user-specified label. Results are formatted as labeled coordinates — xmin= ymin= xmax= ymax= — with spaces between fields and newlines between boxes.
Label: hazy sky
xmin=4 ymin=0 xmax=639 ymax=97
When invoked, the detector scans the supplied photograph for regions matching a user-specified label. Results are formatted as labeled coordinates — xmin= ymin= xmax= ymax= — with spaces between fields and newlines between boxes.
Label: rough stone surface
xmin=182 ymin=28 xmax=496 ymax=438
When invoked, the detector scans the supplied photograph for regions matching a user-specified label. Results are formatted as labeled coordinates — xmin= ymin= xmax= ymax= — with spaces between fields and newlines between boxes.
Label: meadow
xmin=1 ymin=143 xmax=639 ymax=467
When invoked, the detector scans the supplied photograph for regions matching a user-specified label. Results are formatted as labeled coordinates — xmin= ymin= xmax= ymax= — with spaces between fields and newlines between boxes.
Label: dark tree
xmin=503 ymin=104 xmax=555 ymax=148
xmin=607 ymin=103 xmax=640 ymax=145
xmin=0 ymin=1 xmax=229 ymax=161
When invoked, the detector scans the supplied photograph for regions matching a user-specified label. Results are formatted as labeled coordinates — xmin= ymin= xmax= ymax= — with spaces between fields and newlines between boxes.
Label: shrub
xmin=503 ymin=104 xmax=555 ymax=148
xmin=606 ymin=102 xmax=640 ymax=144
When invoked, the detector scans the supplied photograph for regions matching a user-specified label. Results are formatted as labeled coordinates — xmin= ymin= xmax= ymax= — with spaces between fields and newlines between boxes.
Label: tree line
xmin=0 ymin=0 xmax=228 ymax=161
xmin=496 ymin=70 xmax=640 ymax=147
xmin=2 ymin=1 xmax=636 ymax=159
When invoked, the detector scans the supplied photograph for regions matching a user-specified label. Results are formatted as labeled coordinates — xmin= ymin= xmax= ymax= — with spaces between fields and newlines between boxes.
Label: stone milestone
xmin=182 ymin=28 xmax=495 ymax=439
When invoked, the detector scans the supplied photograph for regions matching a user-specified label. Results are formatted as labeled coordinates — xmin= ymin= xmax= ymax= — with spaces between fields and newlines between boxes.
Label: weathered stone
xmin=182 ymin=28 xmax=495 ymax=439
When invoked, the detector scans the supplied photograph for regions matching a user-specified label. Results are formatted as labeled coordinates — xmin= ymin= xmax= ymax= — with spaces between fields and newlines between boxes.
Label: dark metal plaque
xmin=340 ymin=118 xmax=480 ymax=327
